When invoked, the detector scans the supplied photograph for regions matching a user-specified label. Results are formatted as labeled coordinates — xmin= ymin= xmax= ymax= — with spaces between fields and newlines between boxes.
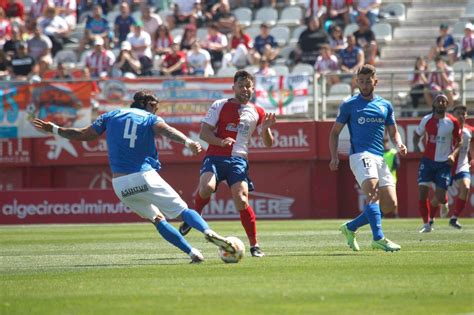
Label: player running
xmin=413 ymin=94 xmax=462 ymax=233
xmin=32 ymin=90 xmax=236 ymax=264
xmin=178 ymin=70 xmax=277 ymax=257
xmin=329 ymin=64 xmax=407 ymax=252
xmin=448 ymin=105 xmax=472 ymax=229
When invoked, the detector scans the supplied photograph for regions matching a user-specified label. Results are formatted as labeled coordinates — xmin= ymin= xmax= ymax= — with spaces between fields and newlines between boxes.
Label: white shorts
xmin=349 ymin=152 xmax=394 ymax=188
xmin=112 ymin=170 xmax=188 ymax=221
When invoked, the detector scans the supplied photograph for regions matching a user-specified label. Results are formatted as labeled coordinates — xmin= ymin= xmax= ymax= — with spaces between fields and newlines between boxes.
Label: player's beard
xmin=434 ymin=107 xmax=446 ymax=115
xmin=359 ymin=86 xmax=374 ymax=98
xmin=237 ymin=92 xmax=251 ymax=104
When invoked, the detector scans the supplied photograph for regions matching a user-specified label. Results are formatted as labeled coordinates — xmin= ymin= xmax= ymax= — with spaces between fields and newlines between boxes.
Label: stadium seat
xmin=245 ymin=26 xmax=261 ymax=40
xmin=197 ymin=28 xmax=208 ymax=41
xmin=158 ymin=10 xmax=173 ymax=23
xmin=462 ymin=3 xmax=474 ymax=19
xmin=275 ymin=46 xmax=294 ymax=65
xmin=452 ymin=21 xmax=467 ymax=40
xmin=107 ymin=11 xmax=120 ymax=24
xmin=53 ymin=50 xmax=78 ymax=66
xmin=170 ymin=28 xmax=184 ymax=43
xmin=380 ymin=3 xmax=406 ymax=22
xmin=289 ymin=25 xmax=306 ymax=45
xmin=272 ymin=65 xmax=290 ymax=76
xmin=372 ymin=23 xmax=392 ymax=43
xmin=132 ymin=10 xmax=142 ymax=23
xmin=232 ymin=7 xmax=252 ymax=28
xmin=343 ymin=23 xmax=358 ymax=37
xmin=292 ymin=63 xmax=314 ymax=75
xmin=252 ymin=7 xmax=278 ymax=27
xmin=270 ymin=26 xmax=290 ymax=46
xmin=217 ymin=66 xmax=238 ymax=77
xmin=327 ymin=83 xmax=352 ymax=104
xmin=278 ymin=6 xmax=303 ymax=27
xmin=452 ymin=60 xmax=473 ymax=80
xmin=78 ymin=11 xmax=92 ymax=24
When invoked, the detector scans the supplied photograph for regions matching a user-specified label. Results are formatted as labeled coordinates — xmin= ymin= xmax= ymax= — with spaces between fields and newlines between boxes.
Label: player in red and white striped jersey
xmin=413 ymin=94 xmax=462 ymax=233
xmin=448 ymin=106 xmax=473 ymax=229
xmin=179 ymin=70 xmax=276 ymax=257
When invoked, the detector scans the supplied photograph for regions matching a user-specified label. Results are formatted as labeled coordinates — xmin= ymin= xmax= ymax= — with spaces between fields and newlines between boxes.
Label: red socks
xmin=453 ymin=198 xmax=466 ymax=217
xmin=240 ymin=205 xmax=257 ymax=246
xmin=419 ymin=199 xmax=430 ymax=223
xmin=194 ymin=194 xmax=210 ymax=215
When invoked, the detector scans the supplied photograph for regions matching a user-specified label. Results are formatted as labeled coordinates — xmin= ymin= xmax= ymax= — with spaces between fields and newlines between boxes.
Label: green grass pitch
xmin=1 ymin=219 xmax=473 ymax=315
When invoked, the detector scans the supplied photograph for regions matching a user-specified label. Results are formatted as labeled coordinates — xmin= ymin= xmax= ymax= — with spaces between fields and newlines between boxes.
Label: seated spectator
xmin=167 ymin=0 xmax=198 ymax=29
xmin=210 ymin=0 xmax=235 ymax=35
xmin=460 ymin=23 xmax=474 ymax=62
xmin=428 ymin=23 xmax=457 ymax=65
xmin=4 ymin=0 xmax=24 ymax=28
xmin=38 ymin=6 xmax=70 ymax=56
xmin=353 ymin=14 xmax=377 ymax=65
xmin=160 ymin=42 xmax=187 ymax=76
xmin=84 ymin=37 xmax=115 ymax=78
xmin=202 ymin=22 xmax=228 ymax=69
xmin=140 ymin=3 xmax=162 ymax=39
xmin=408 ymin=56 xmax=429 ymax=111
xmin=180 ymin=23 xmax=197 ymax=51
xmin=328 ymin=25 xmax=347 ymax=54
xmin=314 ymin=44 xmax=340 ymax=86
xmin=77 ymin=0 xmax=110 ymax=18
xmin=338 ymin=34 xmax=364 ymax=89
xmin=0 ymin=7 xmax=11 ymax=47
xmin=293 ymin=17 xmax=328 ymax=66
xmin=153 ymin=24 xmax=173 ymax=58
xmin=187 ymin=40 xmax=213 ymax=77
xmin=254 ymin=56 xmax=276 ymax=76
xmin=126 ymin=20 xmax=153 ymax=76
xmin=8 ymin=41 xmax=35 ymax=80
xmin=27 ymin=23 xmax=53 ymax=74
xmin=3 ymin=25 xmax=20 ymax=58
xmin=305 ymin=0 xmax=326 ymax=24
xmin=327 ymin=0 xmax=351 ymax=28
xmin=0 ymin=50 xmax=9 ymax=79
xmin=424 ymin=56 xmax=456 ymax=107
xmin=351 ymin=0 xmax=380 ymax=26
xmin=112 ymin=41 xmax=141 ymax=78
xmin=251 ymin=22 xmax=279 ymax=64
xmin=29 ymin=0 xmax=50 ymax=21
xmin=79 ymin=5 xmax=110 ymax=53
xmin=190 ymin=1 xmax=208 ymax=28
xmin=52 ymin=0 xmax=77 ymax=30
xmin=222 ymin=23 xmax=252 ymax=69
xmin=114 ymin=2 xmax=135 ymax=45
xmin=53 ymin=61 xmax=72 ymax=80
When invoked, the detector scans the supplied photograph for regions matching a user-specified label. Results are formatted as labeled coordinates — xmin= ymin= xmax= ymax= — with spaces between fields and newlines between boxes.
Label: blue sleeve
xmin=336 ymin=102 xmax=350 ymax=124
xmin=150 ymin=115 xmax=164 ymax=126
xmin=385 ymin=103 xmax=395 ymax=126
xmin=270 ymin=36 xmax=278 ymax=48
xmin=91 ymin=112 xmax=111 ymax=135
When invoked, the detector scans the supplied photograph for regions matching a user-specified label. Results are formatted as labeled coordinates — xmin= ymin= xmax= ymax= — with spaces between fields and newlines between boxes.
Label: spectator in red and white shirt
xmin=160 ymin=42 xmax=186 ymax=76
xmin=85 ymin=36 xmax=115 ymax=78
xmin=222 ymin=23 xmax=252 ymax=69
xmin=424 ymin=56 xmax=456 ymax=107
xmin=3 ymin=0 xmax=24 ymax=25
xmin=314 ymin=44 xmax=340 ymax=85
xmin=0 ymin=7 xmax=11 ymax=47
xmin=29 ymin=0 xmax=51 ymax=20
xmin=153 ymin=24 xmax=173 ymax=57
xmin=460 ymin=22 xmax=474 ymax=61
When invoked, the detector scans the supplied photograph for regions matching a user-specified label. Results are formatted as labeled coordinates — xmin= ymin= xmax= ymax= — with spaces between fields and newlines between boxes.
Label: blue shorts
xmin=451 ymin=171 xmax=471 ymax=185
xmin=200 ymin=156 xmax=255 ymax=191
xmin=417 ymin=157 xmax=452 ymax=190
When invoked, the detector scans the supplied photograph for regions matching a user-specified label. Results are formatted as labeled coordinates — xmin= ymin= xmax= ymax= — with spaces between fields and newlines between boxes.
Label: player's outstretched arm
xmin=387 ymin=124 xmax=407 ymax=156
xmin=261 ymin=113 xmax=276 ymax=148
xmin=329 ymin=122 xmax=344 ymax=171
xmin=153 ymin=122 xmax=202 ymax=155
xmin=32 ymin=118 xmax=99 ymax=141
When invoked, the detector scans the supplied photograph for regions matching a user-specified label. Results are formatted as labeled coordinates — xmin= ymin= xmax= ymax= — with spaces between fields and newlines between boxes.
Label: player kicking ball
xmin=33 ymin=90 xmax=236 ymax=264
xmin=178 ymin=70 xmax=277 ymax=257
xmin=329 ymin=64 xmax=407 ymax=252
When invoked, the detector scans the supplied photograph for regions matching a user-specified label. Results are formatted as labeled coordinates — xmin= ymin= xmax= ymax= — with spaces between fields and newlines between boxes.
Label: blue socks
xmin=155 ymin=220 xmax=192 ymax=254
xmin=364 ymin=203 xmax=384 ymax=241
xmin=181 ymin=209 xmax=209 ymax=233
xmin=346 ymin=212 xmax=369 ymax=232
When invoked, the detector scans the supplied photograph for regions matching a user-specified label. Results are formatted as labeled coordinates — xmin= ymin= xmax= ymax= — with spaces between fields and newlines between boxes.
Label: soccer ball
xmin=218 ymin=236 xmax=245 ymax=263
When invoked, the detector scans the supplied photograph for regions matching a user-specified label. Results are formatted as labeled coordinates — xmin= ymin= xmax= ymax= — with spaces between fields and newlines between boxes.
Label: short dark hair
xmin=131 ymin=90 xmax=159 ymax=110
xmin=234 ymin=70 xmax=254 ymax=84
xmin=357 ymin=64 xmax=376 ymax=77
xmin=452 ymin=105 xmax=467 ymax=112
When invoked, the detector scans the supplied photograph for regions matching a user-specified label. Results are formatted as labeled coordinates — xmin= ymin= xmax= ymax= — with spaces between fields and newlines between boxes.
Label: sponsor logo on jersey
xmin=357 ymin=117 xmax=384 ymax=125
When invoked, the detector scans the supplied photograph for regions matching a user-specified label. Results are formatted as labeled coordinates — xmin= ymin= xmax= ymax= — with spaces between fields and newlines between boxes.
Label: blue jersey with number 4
xmin=336 ymin=94 xmax=395 ymax=157
xmin=91 ymin=108 xmax=164 ymax=174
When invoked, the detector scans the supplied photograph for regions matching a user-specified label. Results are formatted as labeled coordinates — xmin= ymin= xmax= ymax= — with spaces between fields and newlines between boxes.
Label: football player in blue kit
xmin=33 ymin=90 xmax=236 ymax=264
xmin=329 ymin=64 xmax=408 ymax=252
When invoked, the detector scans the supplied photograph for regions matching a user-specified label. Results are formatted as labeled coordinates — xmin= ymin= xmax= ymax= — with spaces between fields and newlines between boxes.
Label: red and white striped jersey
xmin=415 ymin=113 xmax=462 ymax=162
xmin=202 ymin=98 xmax=265 ymax=158
xmin=454 ymin=124 xmax=473 ymax=174
xmin=85 ymin=49 xmax=115 ymax=77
